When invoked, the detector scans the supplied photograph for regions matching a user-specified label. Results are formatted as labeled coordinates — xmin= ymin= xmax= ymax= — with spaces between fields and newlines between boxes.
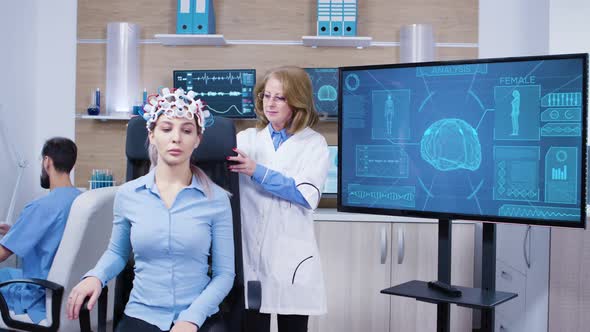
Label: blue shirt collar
xmin=267 ymin=124 xmax=291 ymax=141
xmin=134 ymin=167 xmax=204 ymax=194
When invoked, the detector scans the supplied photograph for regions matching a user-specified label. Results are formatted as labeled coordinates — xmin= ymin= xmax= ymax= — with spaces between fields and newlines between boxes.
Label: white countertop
xmin=313 ymin=208 xmax=475 ymax=224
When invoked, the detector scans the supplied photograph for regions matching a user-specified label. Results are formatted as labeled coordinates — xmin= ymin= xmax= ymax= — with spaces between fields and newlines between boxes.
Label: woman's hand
xmin=0 ymin=223 xmax=11 ymax=235
xmin=227 ymin=148 xmax=257 ymax=177
xmin=171 ymin=321 xmax=198 ymax=332
xmin=66 ymin=276 xmax=102 ymax=320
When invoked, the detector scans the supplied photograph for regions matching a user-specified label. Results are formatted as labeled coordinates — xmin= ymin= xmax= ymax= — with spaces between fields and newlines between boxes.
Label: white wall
xmin=0 ymin=0 xmax=77 ymax=225
xmin=549 ymin=0 xmax=590 ymax=53
xmin=479 ymin=0 xmax=550 ymax=58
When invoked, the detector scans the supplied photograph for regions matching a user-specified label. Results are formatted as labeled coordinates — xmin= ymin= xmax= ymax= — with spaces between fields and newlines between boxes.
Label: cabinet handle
xmin=500 ymin=325 xmax=507 ymax=331
xmin=380 ymin=226 xmax=388 ymax=264
xmin=524 ymin=225 xmax=531 ymax=269
xmin=397 ymin=227 xmax=405 ymax=264
xmin=501 ymin=270 xmax=511 ymax=279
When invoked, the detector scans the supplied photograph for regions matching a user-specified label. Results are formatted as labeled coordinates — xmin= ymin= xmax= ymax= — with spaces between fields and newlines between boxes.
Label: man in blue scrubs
xmin=0 ymin=137 xmax=81 ymax=323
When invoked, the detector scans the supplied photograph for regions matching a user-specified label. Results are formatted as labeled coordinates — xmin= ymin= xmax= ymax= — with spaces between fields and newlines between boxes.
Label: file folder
xmin=176 ymin=0 xmax=193 ymax=34
xmin=194 ymin=0 xmax=216 ymax=34
xmin=342 ymin=0 xmax=357 ymax=36
xmin=330 ymin=0 xmax=343 ymax=36
xmin=317 ymin=0 xmax=331 ymax=36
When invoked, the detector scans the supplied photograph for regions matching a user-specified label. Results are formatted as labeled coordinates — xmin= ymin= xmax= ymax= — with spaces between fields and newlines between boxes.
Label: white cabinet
xmin=306 ymin=220 xmax=474 ymax=332
xmin=309 ymin=222 xmax=391 ymax=332
xmin=389 ymin=223 xmax=474 ymax=332
xmin=495 ymin=224 xmax=550 ymax=332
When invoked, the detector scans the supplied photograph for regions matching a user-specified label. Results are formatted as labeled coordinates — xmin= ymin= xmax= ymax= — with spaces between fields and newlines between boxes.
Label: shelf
xmin=154 ymin=34 xmax=227 ymax=46
xmin=302 ymin=35 xmax=372 ymax=48
xmin=381 ymin=280 xmax=518 ymax=309
xmin=78 ymin=114 xmax=133 ymax=121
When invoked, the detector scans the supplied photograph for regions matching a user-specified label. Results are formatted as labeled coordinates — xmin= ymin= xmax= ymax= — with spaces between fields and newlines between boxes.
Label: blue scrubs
xmin=0 ymin=187 xmax=81 ymax=323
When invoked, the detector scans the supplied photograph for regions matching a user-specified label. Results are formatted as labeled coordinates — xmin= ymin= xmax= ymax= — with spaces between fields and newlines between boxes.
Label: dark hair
xmin=41 ymin=137 xmax=77 ymax=173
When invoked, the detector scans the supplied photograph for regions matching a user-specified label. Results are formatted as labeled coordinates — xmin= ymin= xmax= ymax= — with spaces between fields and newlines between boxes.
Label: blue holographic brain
xmin=420 ymin=118 xmax=481 ymax=171
xmin=318 ymin=85 xmax=337 ymax=101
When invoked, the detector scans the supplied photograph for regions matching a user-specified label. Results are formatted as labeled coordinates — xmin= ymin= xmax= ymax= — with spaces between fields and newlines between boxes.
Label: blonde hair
xmin=254 ymin=66 xmax=319 ymax=134
xmin=147 ymin=115 xmax=213 ymax=197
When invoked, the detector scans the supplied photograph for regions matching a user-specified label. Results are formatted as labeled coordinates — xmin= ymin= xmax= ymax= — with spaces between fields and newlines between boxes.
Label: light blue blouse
xmin=84 ymin=168 xmax=234 ymax=330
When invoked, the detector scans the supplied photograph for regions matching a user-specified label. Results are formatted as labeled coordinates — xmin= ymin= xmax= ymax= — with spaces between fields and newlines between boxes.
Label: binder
xmin=194 ymin=0 xmax=216 ymax=34
xmin=317 ymin=0 xmax=331 ymax=36
xmin=330 ymin=0 xmax=343 ymax=36
xmin=176 ymin=0 xmax=193 ymax=34
xmin=342 ymin=0 xmax=357 ymax=36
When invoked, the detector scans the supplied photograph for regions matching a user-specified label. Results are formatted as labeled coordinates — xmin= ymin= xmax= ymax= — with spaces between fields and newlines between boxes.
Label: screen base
xmin=381 ymin=220 xmax=517 ymax=332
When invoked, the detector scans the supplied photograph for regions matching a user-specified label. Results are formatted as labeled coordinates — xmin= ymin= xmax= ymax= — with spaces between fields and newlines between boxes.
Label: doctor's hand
xmin=0 ymin=223 xmax=11 ymax=235
xmin=171 ymin=321 xmax=198 ymax=332
xmin=67 ymin=276 xmax=102 ymax=320
xmin=227 ymin=148 xmax=257 ymax=177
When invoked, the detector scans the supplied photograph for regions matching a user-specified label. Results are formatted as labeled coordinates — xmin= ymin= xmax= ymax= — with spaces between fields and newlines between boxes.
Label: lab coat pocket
xmin=271 ymin=236 xmax=317 ymax=285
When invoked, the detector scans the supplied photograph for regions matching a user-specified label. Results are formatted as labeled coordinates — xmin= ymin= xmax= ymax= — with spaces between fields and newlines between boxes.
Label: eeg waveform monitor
xmin=174 ymin=69 xmax=256 ymax=118
xmin=338 ymin=54 xmax=588 ymax=228
xmin=305 ymin=68 xmax=339 ymax=117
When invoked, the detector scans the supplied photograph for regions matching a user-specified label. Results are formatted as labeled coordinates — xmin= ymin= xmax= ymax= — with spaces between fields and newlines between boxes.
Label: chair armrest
xmin=0 ymin=278 xmax=63 ymax=332
xmin=79 ymin=286 xmax=108 ymax=332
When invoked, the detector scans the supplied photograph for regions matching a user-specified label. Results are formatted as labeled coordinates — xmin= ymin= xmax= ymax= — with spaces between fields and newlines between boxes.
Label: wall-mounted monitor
xmin=305 ymin=68 xmax=339 ymax=117
xmin=338 ymin=53 xmax=588 ymax=228
xmin=323 ymin=145 xmax=338 ymax=197
xmin=173 ymin=69 xmax=256 ymax=118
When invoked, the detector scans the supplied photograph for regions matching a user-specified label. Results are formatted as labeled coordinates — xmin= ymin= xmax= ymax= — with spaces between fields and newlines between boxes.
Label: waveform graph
xmin=498 ymin=204 xmax=580 ymax=222
xmin=185 ymin=71 xmax=249 ymax=85
xmin=174 ymin=69 xmax=256 ymax=118
xmin=540 ymin=123 xmax=581 ymax=137
xmin=347 ymin=184 xmax=416 ymax=208
xmin=355 ymin=145 xmax=409 ymax=178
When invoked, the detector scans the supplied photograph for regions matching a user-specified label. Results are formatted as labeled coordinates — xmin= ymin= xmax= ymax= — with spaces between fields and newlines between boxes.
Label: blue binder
xmin=176 ymin=0 xmax=193 ymax=34
xmin=317 ymin=0 xmax=331 ymax=36
xmin=194 ymin=0 xmax=216 ymax=34
xmin=342 ymin=0 xmax=357 ymax=36
xmin=330 ymin=0 xmax=343 ymax=36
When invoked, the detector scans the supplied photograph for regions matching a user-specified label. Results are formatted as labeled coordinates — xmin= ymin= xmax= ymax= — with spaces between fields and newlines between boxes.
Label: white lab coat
xmin=237 ymin=126 xmax=330 ymax=315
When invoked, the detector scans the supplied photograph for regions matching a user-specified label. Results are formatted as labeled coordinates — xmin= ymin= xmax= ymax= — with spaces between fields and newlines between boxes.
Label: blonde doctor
xmin=228 ymin=66 xmax=329 ymax=332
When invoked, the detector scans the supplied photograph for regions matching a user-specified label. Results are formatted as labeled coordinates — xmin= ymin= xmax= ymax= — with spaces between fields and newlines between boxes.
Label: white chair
xmin=0 ymin=186 xmax=118 ymax=332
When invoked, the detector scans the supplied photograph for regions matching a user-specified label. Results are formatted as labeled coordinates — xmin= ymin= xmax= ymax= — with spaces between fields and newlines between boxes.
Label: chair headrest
xmin=126 ymin=116 xmax=237 ymax=163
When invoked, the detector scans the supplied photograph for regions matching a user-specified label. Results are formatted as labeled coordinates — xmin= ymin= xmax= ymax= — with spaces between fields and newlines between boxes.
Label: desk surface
xmin=381 ymin=280 xmax=518 ymax=309
xmin=313 ymin=208 xmax=476 ymax=224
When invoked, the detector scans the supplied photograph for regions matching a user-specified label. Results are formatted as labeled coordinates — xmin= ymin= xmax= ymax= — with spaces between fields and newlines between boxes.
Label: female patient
xmin=67 ymin=88 xmax=235 ymax=332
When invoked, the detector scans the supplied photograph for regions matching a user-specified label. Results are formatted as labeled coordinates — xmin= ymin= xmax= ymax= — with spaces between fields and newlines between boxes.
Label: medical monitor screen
xmin=305 ymin=68 xmax=339 ymax=117
xmin=174 ymin=69 xmax=256 ymax=118
xmin=338 ymin=54 xmax=588 ymax=228
xmin=323 ymin=146 xmax=338 ymax=196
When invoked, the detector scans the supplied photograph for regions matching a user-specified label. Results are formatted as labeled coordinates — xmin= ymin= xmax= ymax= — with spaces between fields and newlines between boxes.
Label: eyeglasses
xmin=258 ymin=92 xmax=287 ymax=104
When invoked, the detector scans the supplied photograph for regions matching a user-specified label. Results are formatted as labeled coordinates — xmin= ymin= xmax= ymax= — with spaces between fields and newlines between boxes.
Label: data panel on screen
xmin=323 ymin=146 xmax=338 ymax=196
xmin=305 ymin=68 xmax=339 ymax=117
xmin=174 ymin=69 xmax=256 ymax=118
xmin=339 ymin=54 xmax=587 ymax=226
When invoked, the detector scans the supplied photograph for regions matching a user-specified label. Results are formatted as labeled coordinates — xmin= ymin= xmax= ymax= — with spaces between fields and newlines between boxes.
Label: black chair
xmin=117 ymin=116 xmax=244 ymax=331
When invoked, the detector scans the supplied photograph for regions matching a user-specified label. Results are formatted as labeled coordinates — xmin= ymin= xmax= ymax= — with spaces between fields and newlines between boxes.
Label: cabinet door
xmin=308 ymin=222 xmax=392 ymax=332
xmin=389 ymin=223 xmax=474 ymax=332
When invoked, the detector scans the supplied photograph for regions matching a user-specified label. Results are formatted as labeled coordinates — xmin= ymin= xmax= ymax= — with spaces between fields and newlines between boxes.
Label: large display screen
xmin=174 ymin=69 xmax=256 ymax=118
xmin=339 ymin=54 xmax=588 ymax=227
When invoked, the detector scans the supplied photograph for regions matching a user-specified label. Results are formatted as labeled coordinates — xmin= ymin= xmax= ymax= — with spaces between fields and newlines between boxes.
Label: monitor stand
xmin=381 ymin=219 xmax=517 ymax=332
